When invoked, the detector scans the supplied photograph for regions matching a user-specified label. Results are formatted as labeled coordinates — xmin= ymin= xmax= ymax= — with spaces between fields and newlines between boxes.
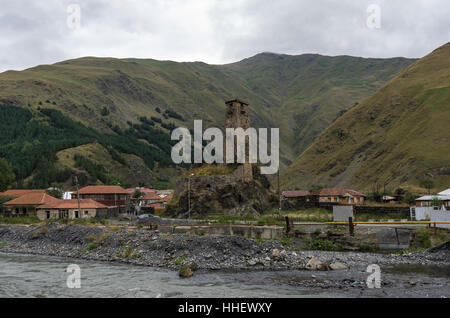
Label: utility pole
xmin=188 ymin=173 xmax=194 ymax=219
xmin=75 ymin=176 xmax=80 ymax=219
xmin=278 ymin=169 xmax=282 ymax=219
xmin=188 ymin=176 xmax=190 ymax=219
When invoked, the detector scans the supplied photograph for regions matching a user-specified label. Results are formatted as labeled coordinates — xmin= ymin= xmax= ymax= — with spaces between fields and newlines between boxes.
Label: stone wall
xmin=158 ymin=224 xmax=284 ymax=239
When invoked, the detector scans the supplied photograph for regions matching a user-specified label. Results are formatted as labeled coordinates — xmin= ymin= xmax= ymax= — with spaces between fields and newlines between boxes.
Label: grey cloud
xmin=0 ymin=0 xmax=449 ymax=72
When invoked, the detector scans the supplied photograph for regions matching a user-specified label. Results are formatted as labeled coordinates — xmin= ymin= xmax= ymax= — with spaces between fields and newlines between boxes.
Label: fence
xmin=354 ymin=205 xmax=410 ymax=218
xmin=410 ymin=207 xmax=433 ymax=220
xmin=333 ymin=206 xmax=354 ymax=222
xmin=430 ymin=209 xmax=450 ymax=229
xmin=282 ymin=200 xmax=339 ymax=211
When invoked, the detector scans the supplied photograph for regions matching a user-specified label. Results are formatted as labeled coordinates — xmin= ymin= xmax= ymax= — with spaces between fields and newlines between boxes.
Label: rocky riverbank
xmin=0 ymin=223 xmax=448 ymax=272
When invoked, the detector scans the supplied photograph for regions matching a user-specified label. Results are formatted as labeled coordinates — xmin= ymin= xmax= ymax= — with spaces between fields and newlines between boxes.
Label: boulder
xmin=179 ymin=262 xmax=198 ymax=278
xmin=329 ymin=262 xmax=349 ymax=270
xmin=305 ymin=257 xmax=330 ymax=271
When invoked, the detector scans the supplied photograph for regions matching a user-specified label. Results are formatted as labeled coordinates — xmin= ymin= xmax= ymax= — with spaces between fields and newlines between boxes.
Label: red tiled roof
xmin=3 ymin=193 xmax=61 ymax=206
xmin=143 ymin=192 xmax=161 ymax=200
xmin=126 ymin=188 xmax=155 ymax=194
xmin=282 ymin=190 xmax=311 ymax=198
xmin=78 ymin=186 xmax=129 ymax=195
xmin=0 ymin=189 xmax=46 ymax=197
xmin=160 ymin=194 xmax=174 ymax=202
xmin=38 ymin=199 xmax=108 ymax=210
xmin=157 ymin=190 xmax=173 ymax=195
xmin=312 ymin=188 xmax=366 ymax=197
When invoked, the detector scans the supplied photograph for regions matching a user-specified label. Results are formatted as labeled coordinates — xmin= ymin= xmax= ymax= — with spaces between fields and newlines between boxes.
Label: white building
xmin=411 ymin=188 xmax=450 ymax=228
xmin=63 ymin=192 xmax=73 ymax=200
xmin=438 ymin=188 xmax=450 ymax=196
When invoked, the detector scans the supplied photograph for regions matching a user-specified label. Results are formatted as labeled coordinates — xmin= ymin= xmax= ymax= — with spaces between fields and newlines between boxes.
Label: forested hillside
xmin=0 ymin=105 xmax=178 ymax=188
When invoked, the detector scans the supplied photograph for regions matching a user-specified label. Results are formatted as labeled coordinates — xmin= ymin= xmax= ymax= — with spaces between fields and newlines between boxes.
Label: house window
xmin=46 ymin=211 xmax=50 ymax=219
xmin=85 ymin=211 xmax=89 ymax=216
xmin=74 ymin=211 xmax=79 ymax=219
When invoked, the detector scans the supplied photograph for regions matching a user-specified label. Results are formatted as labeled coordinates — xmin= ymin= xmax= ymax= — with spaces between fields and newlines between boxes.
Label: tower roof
xmin=225 ymin=99 xmax=249 ymax=105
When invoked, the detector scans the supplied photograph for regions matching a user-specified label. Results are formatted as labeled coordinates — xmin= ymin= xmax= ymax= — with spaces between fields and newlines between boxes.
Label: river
xmin=0 ymin=252 xmax=449 ymax=298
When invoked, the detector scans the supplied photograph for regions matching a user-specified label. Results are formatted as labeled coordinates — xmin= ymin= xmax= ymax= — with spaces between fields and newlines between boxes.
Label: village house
xmin=414 ymin=188 xmax=450 ymax=207
xmin=126 ymin=187 xmax=156 ymax=197
xmin=36 ymin=199 xmax=112 ymax=220
xmin=73 ymin=185 xmax=131 ymax=213
xmin=411 ymin=189 xmax=450 ymax=226
xmin=139 ymin=190 xmax=174 ymax=213
xmin=311 ymin=188 xmax=366 ymax=205
xmin=2 ymin=192 xmax=60 ymax=217
xmin=141 ymin=192 xmax=162 ymax=205
xmin=282 ymin=190 xmax=311 ymax=201
xmin=158 ymin=191 xmax=174 ymax=208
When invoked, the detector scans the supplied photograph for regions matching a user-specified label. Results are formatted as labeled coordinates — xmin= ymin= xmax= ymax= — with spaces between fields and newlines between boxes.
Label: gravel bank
xmin=0 ymin=223 xmax=448 ymax=271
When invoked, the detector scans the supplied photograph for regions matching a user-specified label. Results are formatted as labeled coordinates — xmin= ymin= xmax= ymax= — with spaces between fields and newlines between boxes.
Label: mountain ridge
xmin=281 ymin=42 xmax=450 ymax=192
xmin=0 ymin=52 xmax=416 ymax=187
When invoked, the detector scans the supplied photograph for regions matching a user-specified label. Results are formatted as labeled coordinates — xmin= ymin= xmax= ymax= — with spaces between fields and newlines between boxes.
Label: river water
xmin=0 ymin=252 xmax=449 ymax=298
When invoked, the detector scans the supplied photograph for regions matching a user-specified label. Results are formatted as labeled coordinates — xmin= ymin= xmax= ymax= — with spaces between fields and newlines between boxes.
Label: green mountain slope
xmin=281 ymin=42 xmax=450 ymax=191
xmin=0 ymin=105 xmax=179 ymax=188
xmin=0 ymin=53 xmax=414 ymax=187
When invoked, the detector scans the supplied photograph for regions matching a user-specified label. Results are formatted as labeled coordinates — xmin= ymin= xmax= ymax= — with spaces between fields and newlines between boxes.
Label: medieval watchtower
xmin=225 ymin=99 xmax=251 ymax=130
xmin=224 ymin=99 xmax=253 ymax=182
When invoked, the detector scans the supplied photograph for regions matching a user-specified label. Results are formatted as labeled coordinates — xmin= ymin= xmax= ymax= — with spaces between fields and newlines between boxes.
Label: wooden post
xmin=75 ymin=176 xmax=80 ymax=220
xmin=348 ymin=217 xmax=354 ymax=236
xmin=278 ymin=170 xmax=282 ymax=219
xmin=433 ymin=222 xmax=437 ymax=235
xmin=395 ymin=228 xmax=400 ymax=245
xmin=188 ymin=176 xmax=191 ymax=219
xmin=285 ymin=216 xmax=291 ymax=234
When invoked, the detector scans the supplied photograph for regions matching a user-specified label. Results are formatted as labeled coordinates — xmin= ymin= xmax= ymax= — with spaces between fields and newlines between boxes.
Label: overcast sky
xmin=0 ymin=0 xmax=449 ymax=72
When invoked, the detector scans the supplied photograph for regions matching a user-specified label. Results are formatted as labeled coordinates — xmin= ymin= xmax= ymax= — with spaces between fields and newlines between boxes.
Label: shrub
xmin=100 ymin=107 xmax=110 ymax=116
xmin=0 ymin=216 xmax=40 ymax=225
xmin=310 ymin=239 xmax=341 ymax=251
xmin=174 ymin=255 xmax=186 ymax=265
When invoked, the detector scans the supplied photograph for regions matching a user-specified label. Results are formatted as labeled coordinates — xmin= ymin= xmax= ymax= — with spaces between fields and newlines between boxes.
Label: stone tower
xmin=225 ymin=99 xmax=250 ymax=130
xmin=224 ymin=99 xmax=253 ymax=182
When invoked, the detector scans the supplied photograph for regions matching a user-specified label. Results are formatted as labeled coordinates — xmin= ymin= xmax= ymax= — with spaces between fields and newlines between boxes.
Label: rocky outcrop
xmin=427 ymin=240 xmax=450 ymax=253
xmin=166 ymin=165 xmax=273 ymax=217
xmin=305 ymin=256 xmax=330 ymax=271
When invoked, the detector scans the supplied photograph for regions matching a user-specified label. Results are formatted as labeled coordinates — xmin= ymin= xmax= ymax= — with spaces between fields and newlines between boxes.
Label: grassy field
xmin=0 ymin=216 xmax=41 ymax=225
xmin=196 ymin=208 xmax=333 ymax=225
